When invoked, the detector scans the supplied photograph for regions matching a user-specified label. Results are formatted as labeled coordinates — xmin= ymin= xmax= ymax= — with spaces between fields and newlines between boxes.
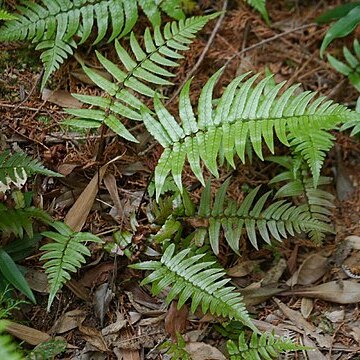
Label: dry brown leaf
xmin=104 ymin=173 xmax=123 ymax=222
xmin=57 ymin=163 xmax=80 ymax=176
xmin=101 ymin=311 xmax=127 ymax=336
xmin=5 ymin=321 xmax=51 ymax=345
xmin=42 ymin=88 xmax=82 ymax=108
xmin=303 ymin=335 xmax=327 ymax=360
xmin=240 ymin=284 xmax=283 ymax=306
xmin=262 ymin=258 xmax=287 ymax=285
xmin=79 ymin=262 xmax=115 ymax=288
xmin=345 ymin=235 xmax=360 ymax=250
xmin=164 ymin=301 xmax=188 ymax=340
xmin=114 ymin=348 xmax=140 ymax=360
xmin=184 ymin=342 xmax=226 ymax=360
xmin=79 ymin=324 xmax=108 ymax=352
xmin=282 ymin=281 xmax=360 ymax=304
xmin=25 ymin=269 xmax=50 ymax=293
xmin=227 ymin=260 xmax=263 ymax=277
xmin=287 ymin=254 xmax=328 ymax=286
xmin=94 ymin=282 xmax=114 ymax=326
xmin=50 ymin=309 xmax=86 ymax=334
xmin=300 ymin=297 xmax=313 ymax=319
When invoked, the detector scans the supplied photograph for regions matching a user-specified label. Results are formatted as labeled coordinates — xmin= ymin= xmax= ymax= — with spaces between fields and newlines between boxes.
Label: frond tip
xmin=130 ymin=244 xmax=257 ymax=331
xmin=40 ymin=222 xmax=102 ymax=311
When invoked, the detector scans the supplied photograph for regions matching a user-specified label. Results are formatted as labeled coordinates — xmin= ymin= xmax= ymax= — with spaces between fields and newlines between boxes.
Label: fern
xmin=130 ymin=243 xmax=257 ymax=331
xmin=0 ymin=151 xmax=61 ymax=193
xmin=268 ymin=156 xmax=335 ymax=244
xmin=227 ymin=331 xmax=307 ymax=359
xmin=64 ymin=13 xmax=219 ymax=140
xmin=160 ymin=334 xmax=191 ymax=360
xmin=40 ymin=221 xmax=102 ymax=311
xmin=0 ymin=9 xmax=17 ymax=21
xmin=143 ymin=70 xmax=360 ymax=199
xmin=327 ymin=39 xmax=360 ymax=92
xmin=244 ymin=0 xmax=270 ymax=25
xmin=185 ymin=179 xmax=332 ymax=254
xmin=0 ymin=204 xmax=52 ymax=239
xmin=0 ymin=321 xmax=22 ymax=360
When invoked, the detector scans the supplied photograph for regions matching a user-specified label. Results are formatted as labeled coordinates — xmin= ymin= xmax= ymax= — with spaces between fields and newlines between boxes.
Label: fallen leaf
xmin=104 ymin=173 xmax=123 ymax=222
xmin=79 ymin=324 xmax=108 ymax=352
xmin=345 ymin=235 xmax=360 ymax=250
xmin=164 ymin=301 xmax=188 ymax=340
xmin=5 ymin=321 xmax=51 ymax=345
xmin=240 ymin=284 xmax=283 ymax=306
xmin=325 ymin=309 xmax=344 ymax=323
xmin=282 ymin=281 xmax=360 ymax=304
xmin=50 ymin=309 xmax=86 ymax=334
xmin=42 ymin=88 xmax=82 ymax=108
xmin=25 ymin=269 xmax=50 ymax=293
xmin=185 ymin=342 xmax=226 ymax=360
xmin=101 ymin=311 xmax=127 ymax=336
xmin=57 ymin=163 xmax=80 ymax=176
xmin=94 ymin=282 xmax=114 ymax=326
xmin=114 ymin=348 xmax=140 ymax=360
xmin=303 ymin=335 xmax=327 ymax=360
xmin=300 ymin=297 xmax=313 ymax=319
xmin=227 ymin=260 xmax=263 ymax=277
xmin=287 ymin=254 xmax=328 ymax=286
xmin=262 ymin=258 xmax=287 ymax=285
xmin=79 ymin=262 xmax=115 ymax=288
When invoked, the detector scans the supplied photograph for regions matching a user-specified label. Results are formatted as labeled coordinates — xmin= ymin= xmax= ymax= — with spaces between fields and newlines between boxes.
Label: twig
xmin=167 ymin=0 xmax=228 ymax=105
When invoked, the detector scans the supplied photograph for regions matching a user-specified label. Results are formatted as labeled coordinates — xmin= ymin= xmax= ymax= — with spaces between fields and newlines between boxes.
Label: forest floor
xmin=2 ymin=0 xmax=360 ymax=359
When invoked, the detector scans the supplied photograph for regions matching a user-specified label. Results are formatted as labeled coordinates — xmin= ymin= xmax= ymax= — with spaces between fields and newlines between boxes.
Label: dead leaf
xmin=164 ymin=301 xmax=188 ymax=340
xmin=42 ymin=88 xmax=82 ymax=108
xmin=325 ymin=309 xmax=344 ymax=323
xmin=5 ymin=321 xmax=51 ymax=345
xmin=79 ymin=324 xmax=108 ymax=352
xmin=185 ymin=342 xmax=226 ymax=360
xmin=240 ymin=284 xmax=283 ymax=306
xmin=25 ymin=269 xmax=50 ymax=293
xmin=114 ymin=348 xmax=140 ymax=360
xmin=101 ymin=311 xmax=127 ymax=336
xmin=335 ymin=146 xmax=355 ymax=201
xmin=345 ymin=235 xmax=360 ymax=250
xmin=94 ymin=282 xmax=114 ymax=326
xmin=300 ymin=297 xmax=313 ymax=319
xmin=303 ymin=335 xmax=327 ymax=360
xmin=262 ymin=258 xmax=287 ymax=285
xmin=57 ymin=163 xmax=80 ymax=176
xmin=104 ymin=173 xmax=123 ymax=222
xmin=282 ymin=281 xmax=360 ymax=304
xmin=79 ymin=262 xmax=115 ymax=288
xmin=287 ymin=254 xmax=328 ymax=286
xmin=227 ymin=260 xmax=263 ymax=277
xmin=50 ymin=309 xmax=86 ymax=334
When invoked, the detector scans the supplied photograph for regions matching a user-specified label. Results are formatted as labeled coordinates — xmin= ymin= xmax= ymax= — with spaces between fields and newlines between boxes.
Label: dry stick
xmin=166 ymin=0 xmax=228 ymax=105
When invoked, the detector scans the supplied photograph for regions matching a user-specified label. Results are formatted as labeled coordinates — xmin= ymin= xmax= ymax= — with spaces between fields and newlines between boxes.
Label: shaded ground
xmin=2 ymin=0 xmax=360 ymax=359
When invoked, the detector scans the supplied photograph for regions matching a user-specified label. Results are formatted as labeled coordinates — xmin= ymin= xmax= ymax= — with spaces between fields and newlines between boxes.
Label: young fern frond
xmin=40 ymin=222 xmax=102 ymax=311
xmin=0 ymin=151 xmax=61 ymax=192
xmin=0 ymin=9 xmax=17 ymax=21
xmin=327 ymin=39 xmax=360 ymax=92
xmin=0 ymin=204 xmax=52 ymax=239
xmin=268 ymin=156 xmax=335 ymax=244
xmin=227 ymin=331 xmax=307 ymax=360
xmin=64 ymin=14 xmax=219 ymax=140
xmin=130 ymin=243 xmax=257 ymax=331
xmin=187 ymin=179 xmax=332 ymax=255
xmin=144 ymin=69 xmax=358 ymax=199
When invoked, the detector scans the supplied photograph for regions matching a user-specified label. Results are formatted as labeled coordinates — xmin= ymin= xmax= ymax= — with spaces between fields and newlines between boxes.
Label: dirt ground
xmin=2 ymin=0 xmax=360 ymax=359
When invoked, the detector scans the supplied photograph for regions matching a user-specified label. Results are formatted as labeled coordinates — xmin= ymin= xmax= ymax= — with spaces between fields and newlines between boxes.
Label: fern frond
xmin=0 ymin=151 xmax=61 ymax=192
xmin=268 ymin=156 xmax=335 ymax=244
xmin=130 ymin=243 xmax=257 ymax=331
xmin=144 ymin=70 xmax=359 ymax=198
xmin=0 ymin=204 xmax=52 ymax=238
xmin=40 ymin=222 xmax=102 ymax=311
xmin=189 ymin=179 xmax=332 ymax=254
xmin=327 ymin=39 xmax=360 ymax=92
xmin=160 ymin=334 xmax=191 ymax=360
xmin=0 ymin=322 xmax=22 ymax=360
xmin=65 ymin=13 xmax=219 ymax=139
xmin=138 ymin=0 xmax=185 ymax=26
xmin=244 ymin=0 xmax=270 ymax=24
xmin=227 ymin=331 xmax=307 ymax=360
xmin=0 ymin=9 xmax=17 ymax=21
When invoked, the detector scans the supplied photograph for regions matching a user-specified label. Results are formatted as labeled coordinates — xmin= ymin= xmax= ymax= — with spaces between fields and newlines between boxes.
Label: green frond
xmin=0 ymin=204 xmax=52 ymax=239
xmin=160 ymin=334 xmax=191 ymax=360
xmin=0 ymin=321 xmax=22 ymax=360
xmin=190 ymin=180 xmax=332 ymax=254
xmin=146 ymin=71 xmax=356 ymax=199
xmin=244 ymin=0 xmax=270 ymax=24
xmin=0 ymin=9 xmax=17 ymax=21
xmin=130 ymin=243 xmax=257 ymax=331
xmin=65 ymin=13 xmax=219 ymax=140
xmin=40 ymin=222 xmax=102 ymax=311
xmin=0 ymin=150 xmax=62 ymax=193
xmin=227 ymin=331 xmax=307 ymax=360
xmin=328 ymin=39 xmax=360 ymax=92
xmin=138 ymin=0 xmax=185 ymax=26
xmin=268 ymin=156 xmax=335 ymax=244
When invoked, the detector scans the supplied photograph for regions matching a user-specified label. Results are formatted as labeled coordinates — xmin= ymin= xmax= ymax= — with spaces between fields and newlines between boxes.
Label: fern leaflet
xmin=227 ymin=331 xmax=307 ymax=359
xmin=185 ymin=179 xmax=332 ymax=254
xmin=0 ymin=151 xmax=62 ymax=192
xmin=268 ymin=156 xmax=335 ymax=244
xmin=0 ymin=322 xmax=22 ymax=360
xmin=0 ymin=9 xmax=17 ymax=21
xmin=40 ymin=221 xmax=102 ymax=311
xmin=64 ymin=14 xmax=219 ymax=140
xmin=130 ymin=243 xmax=257 ymax=331
xmin=244 ymin=0 xmax=270 ymax=24
xmin=143 ymin=70 xmax=360 ymax=199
